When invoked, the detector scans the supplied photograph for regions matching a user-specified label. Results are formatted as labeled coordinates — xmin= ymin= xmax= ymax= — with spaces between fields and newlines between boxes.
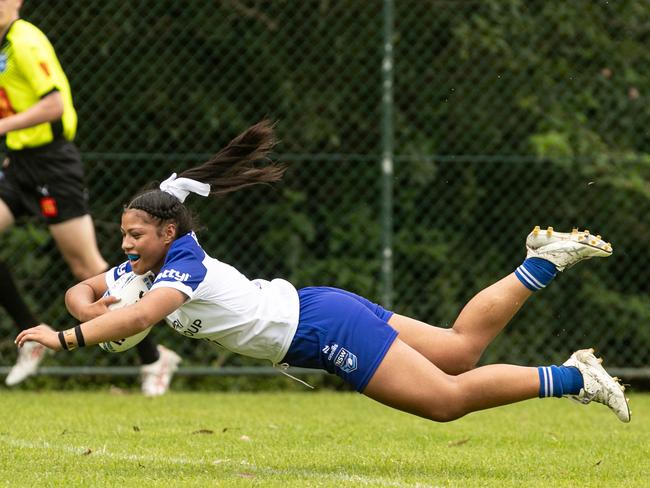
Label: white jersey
xmin=106 ymin=232 xmax=300 ymax=364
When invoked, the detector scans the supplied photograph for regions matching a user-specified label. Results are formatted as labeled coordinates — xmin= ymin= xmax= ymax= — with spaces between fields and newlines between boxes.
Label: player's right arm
xmin=65 ymin=273 xmax=118 ymax=322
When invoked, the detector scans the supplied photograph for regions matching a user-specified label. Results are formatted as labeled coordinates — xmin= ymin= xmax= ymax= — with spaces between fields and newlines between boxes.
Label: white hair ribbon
xmin=159 ymin=173 xmax=211 ymax=203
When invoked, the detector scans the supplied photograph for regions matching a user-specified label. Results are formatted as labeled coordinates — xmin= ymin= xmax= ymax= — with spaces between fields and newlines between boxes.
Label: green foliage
xmin=1 ymin=2 xmax=646 ymax=373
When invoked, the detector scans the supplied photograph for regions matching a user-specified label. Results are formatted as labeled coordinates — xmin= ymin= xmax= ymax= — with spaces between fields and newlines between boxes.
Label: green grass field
xmin=1 ymin=390 xmax=648 ymax=487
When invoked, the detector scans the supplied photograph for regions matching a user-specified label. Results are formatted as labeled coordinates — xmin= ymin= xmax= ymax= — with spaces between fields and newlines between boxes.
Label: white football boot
xmin=563 ymin=348 xmax=630 ymax=423
xmin=140 ymin=345 xmax=182 ymax=396
xmin=5 ymin=340 xmax=50 ymax=386
xmin=526 ymin=226 xmax=613 ymax=271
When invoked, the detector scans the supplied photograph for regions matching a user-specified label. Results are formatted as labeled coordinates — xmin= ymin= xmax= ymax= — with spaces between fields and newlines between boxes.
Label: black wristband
xmin=58 ymin=331 xmax=68 ymax=350
xmin=74 ymin=325 xmax=85 ymax=348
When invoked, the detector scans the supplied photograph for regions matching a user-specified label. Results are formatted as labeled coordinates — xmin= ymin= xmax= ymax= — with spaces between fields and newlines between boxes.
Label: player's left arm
xmin=0 ymin=89 xmax=63 ymax=134
xmin=65 ymin=272 xmax=116 ymax=322
xmin=16 ymin=287 xmax=187 ymax=351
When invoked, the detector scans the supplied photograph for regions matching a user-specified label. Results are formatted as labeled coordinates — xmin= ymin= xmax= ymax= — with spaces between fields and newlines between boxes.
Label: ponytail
xmin=178 ymin=119 xmax=287 ymax=196
xmin=126 ymin=120 xmax=287 ymax=237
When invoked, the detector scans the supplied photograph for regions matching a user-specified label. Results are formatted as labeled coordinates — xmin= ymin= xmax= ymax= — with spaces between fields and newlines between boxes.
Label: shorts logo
xmin=39 ymin=196 xmax=58 ymax=218
xmin=323 ymin=343 xmax=338 ymax=361
xmin=333 ymin=346 xmax=358 ymax=374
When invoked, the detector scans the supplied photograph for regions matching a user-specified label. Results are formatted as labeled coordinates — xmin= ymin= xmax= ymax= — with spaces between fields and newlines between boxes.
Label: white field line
xmin=1 ymin=437 xmax=438 ymax=488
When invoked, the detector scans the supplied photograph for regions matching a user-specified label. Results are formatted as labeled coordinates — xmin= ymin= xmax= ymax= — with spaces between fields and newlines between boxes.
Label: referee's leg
xmin=0 ymin=198 xmax=16 ymax=231
xmin=49 ymin=214 xmax=108 ymax=279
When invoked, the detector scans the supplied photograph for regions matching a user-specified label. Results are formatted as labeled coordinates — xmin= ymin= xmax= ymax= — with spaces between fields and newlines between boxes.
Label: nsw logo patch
xmin=324 ymin=343 xmax=357 ymax=374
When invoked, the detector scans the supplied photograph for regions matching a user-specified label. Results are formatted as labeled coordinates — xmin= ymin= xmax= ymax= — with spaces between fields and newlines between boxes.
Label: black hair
xmin=125 ymin=120 xmax=287 ymax=237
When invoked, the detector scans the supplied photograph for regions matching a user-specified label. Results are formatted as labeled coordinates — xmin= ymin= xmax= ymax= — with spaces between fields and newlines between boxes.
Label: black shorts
xmin=0 ymin=139 xmax=89 ymax=224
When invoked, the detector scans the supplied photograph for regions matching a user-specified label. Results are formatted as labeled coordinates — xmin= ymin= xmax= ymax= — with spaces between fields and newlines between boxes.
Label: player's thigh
xmin=387 ymin=313 xmax=476 ymax=374
xmin=362 ymin=337 xmax=463 ymax=421
xmin=49 ymin=215 xmax=107 ymax=277
xmin=388 ymin=313 xmax=449 ymax=345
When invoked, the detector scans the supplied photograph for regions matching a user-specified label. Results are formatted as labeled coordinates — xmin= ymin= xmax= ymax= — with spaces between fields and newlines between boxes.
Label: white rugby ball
xmin=98 ymin=272 xmax=155 ymax=353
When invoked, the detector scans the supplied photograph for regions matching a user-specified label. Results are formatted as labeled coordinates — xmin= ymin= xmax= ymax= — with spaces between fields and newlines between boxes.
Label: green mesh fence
xmin=1 ymin=1 xmax=649 ymax=380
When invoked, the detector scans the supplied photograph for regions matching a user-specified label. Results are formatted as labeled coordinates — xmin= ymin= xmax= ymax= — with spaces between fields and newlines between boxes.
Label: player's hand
xmin=76 ymin=295 xmax=121 ymax=321
xmin=15 ymin=324 xmax=61 ymax=351
xmin=2 ymin=157 xmax=9 ymax=168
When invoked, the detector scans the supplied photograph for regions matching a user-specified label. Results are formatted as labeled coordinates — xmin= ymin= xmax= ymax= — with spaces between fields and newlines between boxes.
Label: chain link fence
xmin=1 ymin=1 xmax=649 ymax=382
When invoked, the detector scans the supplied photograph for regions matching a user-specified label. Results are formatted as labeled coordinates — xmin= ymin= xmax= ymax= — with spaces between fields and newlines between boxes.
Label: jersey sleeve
xmin=151 ymin=246 xmax=207 ymax=299
xmin=105 ymin=261 xmax=132 ymax=289
xmin=12 ymin=33 xmax=59 ymax=97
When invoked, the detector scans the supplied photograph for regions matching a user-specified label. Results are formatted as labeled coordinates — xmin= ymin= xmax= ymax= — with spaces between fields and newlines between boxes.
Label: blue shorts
xmin=281 ymin=286 xmax=398 ymax=392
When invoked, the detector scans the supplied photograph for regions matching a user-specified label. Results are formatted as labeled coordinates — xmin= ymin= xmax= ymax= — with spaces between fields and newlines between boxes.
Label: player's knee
xmin=449 ymin=356 xmax=479 ymax=375
xmin=424 ymin=380 xmax=468 ymax=422
xmin=68 ymin=260 xmax=91 ymax=280
xmin=445 ymin=347 xmax=482 ymax=375
xmin=67 ymin=255 xmax=107 ymax=280
xmin=427 ymin=408 xmax=466 ymax=423
xmin=440 ymin=330 xmax=483 ymax=375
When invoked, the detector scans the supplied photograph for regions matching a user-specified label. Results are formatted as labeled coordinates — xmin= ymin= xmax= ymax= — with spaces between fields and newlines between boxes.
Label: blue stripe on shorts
xmin=281 ymin=286 xmax=398 ymax=392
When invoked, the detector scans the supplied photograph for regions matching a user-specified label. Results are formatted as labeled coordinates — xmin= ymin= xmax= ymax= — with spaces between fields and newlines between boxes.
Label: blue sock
xmin=515 ymin=257 xmax=558 ymax=291
xmin=538 ymin=365 xmax=584 ymax=398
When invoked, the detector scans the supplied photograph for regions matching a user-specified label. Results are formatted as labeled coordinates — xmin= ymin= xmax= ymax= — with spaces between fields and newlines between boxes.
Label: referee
xmin=0 ymin=1 xmax=181 ymax=395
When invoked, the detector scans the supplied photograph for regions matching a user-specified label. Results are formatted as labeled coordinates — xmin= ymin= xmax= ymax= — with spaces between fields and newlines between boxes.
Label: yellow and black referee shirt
xmin=0 ymin=19 xmax=77 ymax=150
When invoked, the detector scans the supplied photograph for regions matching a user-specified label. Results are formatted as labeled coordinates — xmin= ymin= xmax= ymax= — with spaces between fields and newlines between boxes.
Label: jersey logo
xmin=158 ymin=268 xmax=191 ymax=282
xmin=39 ymin=61 xmax=50 ymax=77
xmin=0 ymin=88 xmax=15 ymax=118
xmin=0 ymin=53 xmax=6 ymax=73
xmin=116 ymin=262 xmax=129 ymax=277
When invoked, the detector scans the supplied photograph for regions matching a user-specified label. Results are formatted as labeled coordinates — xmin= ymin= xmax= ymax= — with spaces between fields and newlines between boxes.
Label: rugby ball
xmin=98 ymin=272 xmax=155 ymax=353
